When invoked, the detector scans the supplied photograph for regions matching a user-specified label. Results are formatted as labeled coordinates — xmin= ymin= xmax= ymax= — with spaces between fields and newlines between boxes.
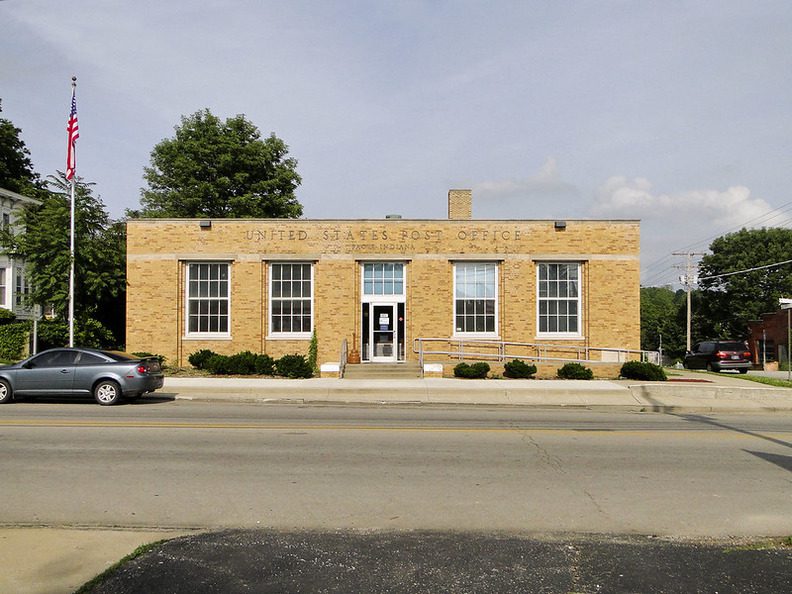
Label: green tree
xmin=697 ymin=228 xmax=792 ymax=339
xmin=0 ymin=172 xmax=126 ymax=346
xmin=0 ymin=99 xmax=43 ymax=195
xmin=133 ymin=109 xmax=302 ymax=218
xmin=640 ymin=286 xmax=687 ymax=359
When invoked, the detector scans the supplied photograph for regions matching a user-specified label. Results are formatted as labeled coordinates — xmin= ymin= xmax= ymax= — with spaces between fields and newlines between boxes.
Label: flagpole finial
xmin=71 ymin=76 xmax=77 ymax=85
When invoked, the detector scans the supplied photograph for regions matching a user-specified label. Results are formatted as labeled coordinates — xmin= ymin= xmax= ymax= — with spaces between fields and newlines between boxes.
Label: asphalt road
xmin=1 ymin=400 xmax=791 ymax=537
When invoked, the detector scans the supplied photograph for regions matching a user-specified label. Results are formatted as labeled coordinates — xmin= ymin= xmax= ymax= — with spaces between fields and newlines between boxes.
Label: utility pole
xmin=674 ymin=251 xmax=706 ymax=352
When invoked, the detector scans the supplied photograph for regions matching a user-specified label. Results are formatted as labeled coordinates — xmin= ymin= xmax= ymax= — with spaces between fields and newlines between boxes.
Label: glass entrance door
xmin=371 ymin=303 xmax=396 ymax=362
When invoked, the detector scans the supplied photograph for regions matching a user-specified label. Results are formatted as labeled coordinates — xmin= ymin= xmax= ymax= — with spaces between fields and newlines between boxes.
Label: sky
xmin=2 ymin=0 xmax=791 ymax=288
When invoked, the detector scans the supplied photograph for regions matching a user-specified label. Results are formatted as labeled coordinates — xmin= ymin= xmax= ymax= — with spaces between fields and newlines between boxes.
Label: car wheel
xmin=706 ymin=362 xmax=717 ymax=373
xmin=0 ymin=379 xmax=13 ymax=404
xmin=94 ymin=380 xmax=122 ymax=405
xmin=739 ymin=368 xmax=749 ymax=374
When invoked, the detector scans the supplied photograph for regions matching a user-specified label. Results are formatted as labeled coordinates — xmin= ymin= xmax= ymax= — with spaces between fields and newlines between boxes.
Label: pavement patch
xmin=83 ymin=530 xmax=792 ymax=593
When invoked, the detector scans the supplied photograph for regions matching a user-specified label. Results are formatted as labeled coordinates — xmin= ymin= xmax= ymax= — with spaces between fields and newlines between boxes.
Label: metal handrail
xmin=413 ymin=337 xmax=659 ymax=366
xmin=339 ymin=338 xmax=348 ymax=379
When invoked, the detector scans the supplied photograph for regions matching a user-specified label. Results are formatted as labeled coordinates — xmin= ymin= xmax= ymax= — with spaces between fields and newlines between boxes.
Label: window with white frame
xmin=363 ymin=262 xmax=404 ymax=296
xmin=186 ymin=262 xmax=230 ymax=335
xmin=0 ymin=268 xmax=6 ymax=307
xmin=15 ymin=267 xmax=28 ymax=307
xmin=537 ymin=262 xmax=581 ymax=336
xmin=454 ymin=262 xmax=497 ymax=334
xmin=270 ymin=263 xmax=312 ymax=335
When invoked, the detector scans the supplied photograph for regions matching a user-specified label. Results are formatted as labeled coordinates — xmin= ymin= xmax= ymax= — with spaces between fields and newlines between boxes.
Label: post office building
xmin=126 ymin=190 xmax=640 ymax=375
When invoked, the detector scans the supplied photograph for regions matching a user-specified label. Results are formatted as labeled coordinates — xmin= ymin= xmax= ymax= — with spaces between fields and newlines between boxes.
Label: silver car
xmin=0 ymin=347 xmax=165 ymax=405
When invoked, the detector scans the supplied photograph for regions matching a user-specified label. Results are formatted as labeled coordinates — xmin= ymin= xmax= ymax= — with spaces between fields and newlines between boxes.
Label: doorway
xmin=362 ymin=302 xmax=405 ymax=362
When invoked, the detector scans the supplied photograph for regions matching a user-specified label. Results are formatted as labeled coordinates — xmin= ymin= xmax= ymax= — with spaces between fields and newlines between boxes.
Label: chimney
xmin=448 ymin=189 xmax=472 ymax=220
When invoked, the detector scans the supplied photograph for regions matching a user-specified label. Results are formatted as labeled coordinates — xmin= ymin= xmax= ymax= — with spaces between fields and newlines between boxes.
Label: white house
xmin=0 ymin=186 xmax=41 ymax=319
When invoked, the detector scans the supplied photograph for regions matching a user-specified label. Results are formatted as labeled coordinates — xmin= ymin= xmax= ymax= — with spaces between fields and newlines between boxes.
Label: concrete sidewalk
xmin=163 ymin=369 xmax=792 ymax=413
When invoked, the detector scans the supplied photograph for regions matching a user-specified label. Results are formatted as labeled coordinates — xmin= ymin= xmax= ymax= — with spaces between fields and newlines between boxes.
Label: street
xmin=1 ymin=399 xmax=791 ymax=537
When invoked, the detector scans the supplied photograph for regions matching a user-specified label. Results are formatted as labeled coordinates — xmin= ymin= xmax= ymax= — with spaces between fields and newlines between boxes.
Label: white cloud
xmin=591 ymin=176 xmax=781 ymax=286
xmin=591 ymin=176 xmax=772 ymax=230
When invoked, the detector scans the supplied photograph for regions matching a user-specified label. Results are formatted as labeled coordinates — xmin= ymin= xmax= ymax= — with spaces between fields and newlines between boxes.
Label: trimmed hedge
xmin=454 ymin=362 xmax=490 ymax=379
xmin=188 ymin=349 xmax=217 ymax=370
xmin=189 ymin=350 xmax=306 ymax=378
xmin=557 ymin=362 xmax=594 ymax=380
xmin=620 ymin=361 xmax=667 ymax=381
xmin=0 ymin=308 xmax=16 ymax=326
xmin=0 ymin=321 xmax=30 ymax=361
xmin=274 ymin=354 xmax=313 ymax=378
xmin=503 ymin=359 xmax=537 ymax=379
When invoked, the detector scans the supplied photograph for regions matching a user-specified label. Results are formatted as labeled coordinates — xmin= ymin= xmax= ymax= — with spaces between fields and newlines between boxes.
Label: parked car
xmin=683 ymin=340 xmax=752 ymax=373
xmin=0 ymin=347 xmax=164 ymax=405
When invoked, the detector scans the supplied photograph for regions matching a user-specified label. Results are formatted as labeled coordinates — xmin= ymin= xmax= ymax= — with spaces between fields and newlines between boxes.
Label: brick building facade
xmin=126 ymin=190 xmax=640 ymax=373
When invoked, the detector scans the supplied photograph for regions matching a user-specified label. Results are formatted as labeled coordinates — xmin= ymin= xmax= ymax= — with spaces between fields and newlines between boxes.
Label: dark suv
xmin=683 ymin=340 xmax=752 ymax=373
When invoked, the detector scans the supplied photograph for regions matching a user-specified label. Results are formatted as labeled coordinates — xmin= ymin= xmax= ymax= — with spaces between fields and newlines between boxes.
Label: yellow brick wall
xmin=126 ymin=218 xmax=640 ymax=368
xmin=447 ymin=189 xmax=472 ymax=220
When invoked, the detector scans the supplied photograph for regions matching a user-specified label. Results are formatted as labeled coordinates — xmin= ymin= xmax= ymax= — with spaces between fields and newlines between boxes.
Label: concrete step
xmin=343 ymin=363 xmax=422 ymax=379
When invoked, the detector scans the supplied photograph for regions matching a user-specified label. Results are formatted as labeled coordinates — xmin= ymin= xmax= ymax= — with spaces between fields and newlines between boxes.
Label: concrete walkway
xmin=3 ymin=368 xmax=791 ymax=594
xmin=164 ymin=368 xmax=792 ymax=413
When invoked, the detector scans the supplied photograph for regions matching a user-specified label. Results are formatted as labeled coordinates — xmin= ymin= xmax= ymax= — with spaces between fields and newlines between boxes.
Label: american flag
xmin=65 ymin=84 xmax=79 ymax=180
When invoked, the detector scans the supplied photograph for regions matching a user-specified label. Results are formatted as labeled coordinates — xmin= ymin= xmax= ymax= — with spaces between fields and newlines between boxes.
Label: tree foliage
xmin=134 ymin=109 xmax=303 ymax=218
xmin=0 ymin=172 xmax=126 ymax=345
xmin=0 ymin=99 xmax=43 ymax=195
xmin=640 ymin=286 xmax=688 ymax=359
xmin=697 ymin=228 xmax=792 ymax=339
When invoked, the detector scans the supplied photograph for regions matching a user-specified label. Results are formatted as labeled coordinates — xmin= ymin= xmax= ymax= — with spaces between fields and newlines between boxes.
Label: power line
xmin=698 ymin=258 xmax=792 ymax=281
xmin=641 ymin=199 xmax=792 ymax=287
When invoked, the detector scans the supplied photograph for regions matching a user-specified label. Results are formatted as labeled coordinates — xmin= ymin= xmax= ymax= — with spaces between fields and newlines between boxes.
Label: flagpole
xmin=68 ymin=76 xmax=76 ymax=347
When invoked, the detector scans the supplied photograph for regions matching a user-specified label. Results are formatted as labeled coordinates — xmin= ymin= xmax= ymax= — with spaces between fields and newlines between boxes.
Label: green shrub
xmin=454 ymin=361 xmax=491 ymax=379
xmin=199 ymin=351 xmax=276 ymax=375
xmin=0 ymin=321 xmax=30 ymax=360
xmin=188 ymin=349 xmax=217 ymax=370
xmin=204 ymin=354 xmax=232 ymax=375
xmin=503 ymin=359 xmax=537 ymax=379
xmin=308 ymin=329 xmax=318 ymax=373
xmin=275 ymin=353 xmax=314 ymax=378
xmin=228 ymin=351 xmax=259 ymax=375
xmin=0 ymin=308 xmax=16 ymax=326
xmin=254 ymin=353 xmax=275 ymax=375
xmin=620 ymin=361 xmax=667 ymax=381
xmin=557 ymin=362 xmax=594 ymax=380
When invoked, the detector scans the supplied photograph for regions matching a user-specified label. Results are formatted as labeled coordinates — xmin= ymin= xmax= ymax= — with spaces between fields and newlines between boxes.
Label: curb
xmin=159 ymin=376 xmax=792 ymax=413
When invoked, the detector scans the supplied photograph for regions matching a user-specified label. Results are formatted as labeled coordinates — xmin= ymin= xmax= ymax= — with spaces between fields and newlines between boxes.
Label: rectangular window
xmin=270 ymin=263 xmax=312 ymax=336
xmin=186 ymin=262 xmax=230 ymax=335
xmin=537 ymin=262 xmax=581 ymax=336
xmin=14 ymin=268 xmax=28 ymax=307
xmin=0 ymin=268 xmax=6 ymax=307
xmin=363 ymin=263 xmax=404 ymax=296
xmin=454 ymin=262 xmax=497 ymax=335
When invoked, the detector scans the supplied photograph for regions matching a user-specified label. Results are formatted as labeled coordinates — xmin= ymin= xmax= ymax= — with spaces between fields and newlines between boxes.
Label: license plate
xmin=730 ymin=355 xmax=740 ymax=360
